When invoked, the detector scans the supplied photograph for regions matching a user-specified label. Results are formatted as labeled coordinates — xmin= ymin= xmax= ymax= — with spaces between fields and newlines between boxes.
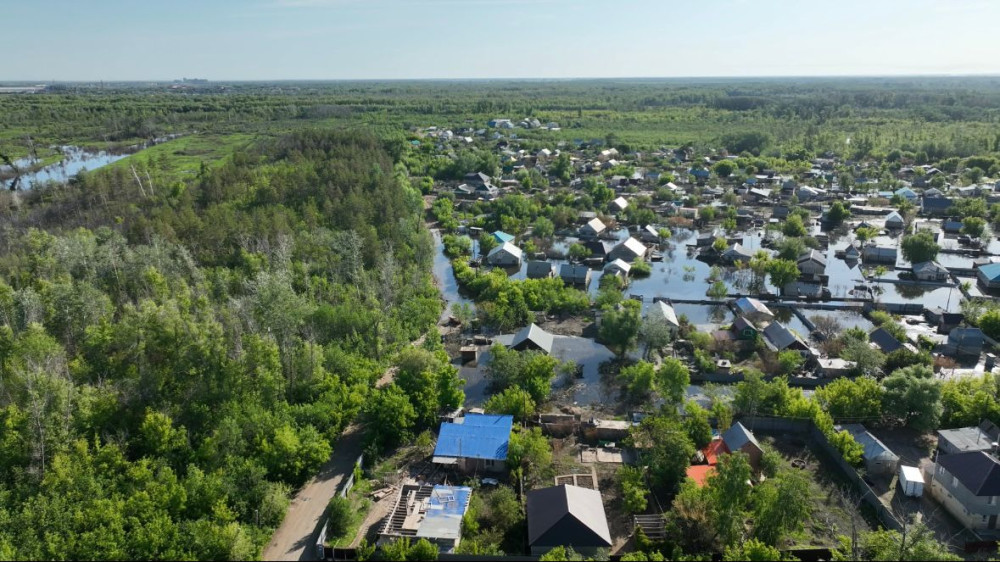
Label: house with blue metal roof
xmin=978 ymin=262 xmax=1000 ymax=291
xmin=432 ymin=413 xmax=513 ymax=473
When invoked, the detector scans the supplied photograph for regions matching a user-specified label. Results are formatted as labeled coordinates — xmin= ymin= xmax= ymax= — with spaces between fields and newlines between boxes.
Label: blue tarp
xmin=433 ymin=414 xmax=512 ymax=461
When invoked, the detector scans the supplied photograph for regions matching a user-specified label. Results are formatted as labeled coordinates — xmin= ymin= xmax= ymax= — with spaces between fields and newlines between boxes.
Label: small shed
xmin=837 ymin=423 xmax=899 ymax=475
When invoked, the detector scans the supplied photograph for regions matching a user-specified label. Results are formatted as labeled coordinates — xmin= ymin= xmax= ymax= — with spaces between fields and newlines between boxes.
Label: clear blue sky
xmin=6 ymin=0 xmax=1000 ymax=81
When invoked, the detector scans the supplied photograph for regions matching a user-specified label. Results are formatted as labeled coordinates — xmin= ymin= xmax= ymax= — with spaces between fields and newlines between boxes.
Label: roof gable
xmin=527 ymin=485 xmax=612 ymax=548
xmin=938 ymin=451 xmax=1000 ymax=496
xmin=722 ymin=422 xmax=760 ymax=452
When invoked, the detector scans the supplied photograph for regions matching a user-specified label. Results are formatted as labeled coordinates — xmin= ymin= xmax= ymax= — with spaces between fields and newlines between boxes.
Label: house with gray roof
xmin=912 ymin=261 xmax=949 ymax=282
xmin=486 ymin=242 xmax=523 ymax=267
xmin=608 ymin=238 xmax=648 ymax=263
xmin=647 ymin=300 xmax=680 ymax=333
xmin=869 ymin=327 xmax=903 ymax=354
xmin=733 ymin=297 xmax=774 ymax=325
xmin=603 ymin=258 xmax=632 ymax=278
xmin=945 ymin=327 xmax=986 ymax=358
xmin=762 ymin=322 xmax=810 ymax=355
xmin=938 ymin=425 xmax=1000 ymax=456
xmin=526 ymin=261 xmax=556 ymax=279
xmin=527 ymin=485 xmax=612 ymax=556
xmin=930 ymin=451 xmax=1000 ymax=531
xmin=721 ymin=243 xmax=754 ymax=265
xmin=797 ymin=249 xmax=828 ymax=277
xmin=509 ymin=323 xmax=554 ymax=354
xmin=837 ymin=424 xmax=899 ymax=475
xmin=559 ymin=264 xmax=592 ymax=287
xmin=885 ymin=211 xmax=905 ymax=229
xmin=862 ymin=244 xmax=897 ymax=264
xmin=579 ymin=217 xmax=607 ymax=238
xmin=722 ymin=422 xmax=763 ymax=471
xmin=921 ymin=197 xmax=954 ymax=216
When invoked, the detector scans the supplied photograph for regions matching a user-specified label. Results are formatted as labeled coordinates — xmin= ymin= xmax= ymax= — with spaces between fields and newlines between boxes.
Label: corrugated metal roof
xmin=722 ymin=422 xmax=760 ymax=452
xmin=433 ymin=415 xmax=512 ymax=461
xmin=510 ymin=323 xmax=554 ymax=354
xmin=837 ymin=424 xmax=898 ymax=461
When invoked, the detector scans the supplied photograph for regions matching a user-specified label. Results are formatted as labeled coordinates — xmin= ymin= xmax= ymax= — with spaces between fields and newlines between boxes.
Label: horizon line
xmin=4 ymin=73 xmax=1000 ymax=84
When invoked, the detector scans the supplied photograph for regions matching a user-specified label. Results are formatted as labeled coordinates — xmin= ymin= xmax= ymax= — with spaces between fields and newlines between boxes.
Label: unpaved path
xmin=262 ymin=424 xmax=365 ymax=561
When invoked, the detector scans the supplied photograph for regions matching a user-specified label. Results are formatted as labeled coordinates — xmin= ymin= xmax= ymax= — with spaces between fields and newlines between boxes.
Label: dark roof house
xmin=527 ymin=485 xmax=612 ymax=556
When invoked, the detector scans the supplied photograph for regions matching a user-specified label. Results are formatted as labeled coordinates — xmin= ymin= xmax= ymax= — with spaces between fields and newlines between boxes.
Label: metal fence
xmin=316 ymin=454 xmax=366 ymax=560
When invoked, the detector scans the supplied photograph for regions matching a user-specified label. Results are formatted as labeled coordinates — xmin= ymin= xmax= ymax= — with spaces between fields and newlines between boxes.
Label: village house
xmin=722 ymin=422 xmax=764 ymax=472
xmin=977 ymin=263 xmax=1000 ymax=291
xmin=929 ymin=451 xmax=1000 ymax=531
xmin=583 ymin=240 xmax=614 ymax=261
xmin=862 ymin=244 xmax=898 ymax=265
xmin=925 ymin=306 xmax=964 ymax=334
xmin=603 ymin=259 xmax=631 ymax=279
xmin=945 ymin=327 xmax=986 ymax=358
xmin=526 ymin=485 xmax=612 ymax=556
xmin=762 ymin=322 xmax=813 ymax=358
xmin=560 ymin=264 xmax=592 ymax=287
xmin=721 ymin=243 xmax=754 ymax=264
xmin=526 ymin=261 xmax=556 ymax=279
xmin=884 ymin=211 xmax=905 ymax=229
xmin=647 ymin=300 xmax=680 ymax=334
xmin=797 ymin=249 xmax=827 ymax=278
xmin=432 ymin=413 xmax=513 ymax=473
xmin=869 ymin=327 xmax=904 ymax=354
xmin=509 ymin=323 xmax=555 ymax=354
xmin=937 ymin=423 xmax=1000 ymax=456
xmin=579 ymin=217 xmax=607 ymax=238
xmin=640 ymin=224 xmax=661 ymax=243
xmin=912 ymin=261 xmax=950 ymax=282
xmin=486 ymin=242 xmax=523 ymax=267
xmin=921 ymin=197 xmax=954 ymax=216
xmin=610 ymin=196 xmax=629 ymax=213
xmin=608 ymin=238 xmax=648 ymax=263
xmin=733 ymin=297 xmax=775 ymax=325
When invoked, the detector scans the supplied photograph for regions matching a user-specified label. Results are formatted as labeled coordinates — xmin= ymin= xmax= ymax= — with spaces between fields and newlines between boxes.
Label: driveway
xmin=262 ymin=424 xmax=365 ymax=561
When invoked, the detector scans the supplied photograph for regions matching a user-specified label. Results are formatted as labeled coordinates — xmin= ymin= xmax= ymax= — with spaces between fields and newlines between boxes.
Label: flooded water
xmin=0 ymin=137 xmax=181 ymax=190
xmin=459 ymin=333 xmax=617 ymax=407
xmin=1 ymin=146 xmax=133 ymax=190
xmin=431 ymin=229 xmax=473 ymax=322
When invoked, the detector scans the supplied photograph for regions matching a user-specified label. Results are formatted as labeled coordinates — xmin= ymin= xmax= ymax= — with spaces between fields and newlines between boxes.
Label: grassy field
xmin=104 ymin=132 xmax=257 ymax=182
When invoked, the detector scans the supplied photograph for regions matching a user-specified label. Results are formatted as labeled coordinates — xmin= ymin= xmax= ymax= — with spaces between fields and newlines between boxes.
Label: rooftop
xmin=432 ymin=414 xmax=513 ymax=461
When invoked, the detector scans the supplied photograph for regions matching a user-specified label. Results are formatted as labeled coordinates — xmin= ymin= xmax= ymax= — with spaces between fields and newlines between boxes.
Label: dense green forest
xmin=0 ymin=130 xmax=440 ymax=559
xmin=5 ymin=77 xmax=1000 ymax=162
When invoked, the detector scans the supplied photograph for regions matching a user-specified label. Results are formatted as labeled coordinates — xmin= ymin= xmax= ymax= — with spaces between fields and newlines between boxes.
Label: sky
xmin=5 ymin=0 xmax=1000 ymax=81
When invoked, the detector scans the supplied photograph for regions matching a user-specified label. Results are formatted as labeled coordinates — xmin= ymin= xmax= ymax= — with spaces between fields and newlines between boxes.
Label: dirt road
xmin=262 ymin=424 xmax=365 ymax=561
